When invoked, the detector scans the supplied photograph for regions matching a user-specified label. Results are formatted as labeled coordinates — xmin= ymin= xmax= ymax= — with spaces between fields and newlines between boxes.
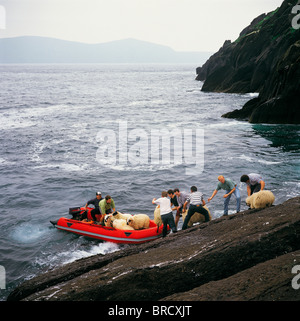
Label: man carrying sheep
xmin=182 ymin=186 xmax=210 ymax=230
xmin=208 ymin=175 xmax=241 ymax=216
xmin=152 ymin=191 xmax=177 ymax=237
xmin=240 ymin=173 xmax=265 ymax=196
xmin=99 ymin=195 xmax=116 ymax=225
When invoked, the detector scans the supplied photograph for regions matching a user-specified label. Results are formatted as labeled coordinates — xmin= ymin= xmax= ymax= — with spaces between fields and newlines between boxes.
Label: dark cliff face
xmin=196 ymin=0 xmax=300 ymax=124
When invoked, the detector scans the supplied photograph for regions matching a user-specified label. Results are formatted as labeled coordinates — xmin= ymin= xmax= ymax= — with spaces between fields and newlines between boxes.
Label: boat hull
xmin=53 ymin=217 xmax=165 ymax=244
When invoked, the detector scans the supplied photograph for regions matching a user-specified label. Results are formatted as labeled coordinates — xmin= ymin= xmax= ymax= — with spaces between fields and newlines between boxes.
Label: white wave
xmin=0 ymin=157 xmax=15 ymax=166
xmin=33 ymin=163 xmax=89 ymax=172
xmin=35 ymin=241 xmax=120 ymax=268
xmin=10 ymin=223 xmax=50 ymax=244
xmin=63 ymin=242 xmax=120 ymax=265
xmin=258 ymin=159 xmax=282 ymax=165
xmin=237 ymin=154 xmax=282 ymax=165
xmin=0 ymin=104 xmax=72 ymax=130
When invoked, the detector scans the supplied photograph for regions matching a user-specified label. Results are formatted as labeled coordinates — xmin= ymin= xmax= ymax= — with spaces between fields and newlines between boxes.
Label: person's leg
xmin=198 ymin=205 xmax=210 ymax=222
xmin=161 ymin=215 xmax=168 ymax=237
xmin=167 ymin=212 xmax=177 ymax=233
xmin=91 ymin=208 xmax=99 ymax=221
xmin=251 ymin=183 xmax=261 ymax=195
xmin=223 ymin=191 xmax=232 ymax=216
xmin=182 ymin=205 xmax=196 ymax=230
xmin=175 ymin=208 xmax=181 ymax=227
xmin=234 ymin=187 xmax=241 ymax=213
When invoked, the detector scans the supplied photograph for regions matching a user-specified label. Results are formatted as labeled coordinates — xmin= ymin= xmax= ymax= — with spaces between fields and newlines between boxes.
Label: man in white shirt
xmin=152 ymin=191 xmax=177 ymax=237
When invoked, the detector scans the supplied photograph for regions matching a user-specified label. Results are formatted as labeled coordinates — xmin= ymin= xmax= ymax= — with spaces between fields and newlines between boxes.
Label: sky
xmin=0 ymin=0 xmax=284 ymax=52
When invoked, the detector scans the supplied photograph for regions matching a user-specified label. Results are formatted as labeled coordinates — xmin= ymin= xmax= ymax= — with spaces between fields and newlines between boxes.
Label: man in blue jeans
xmin=208 ymin=175 xmax=241 ymax=216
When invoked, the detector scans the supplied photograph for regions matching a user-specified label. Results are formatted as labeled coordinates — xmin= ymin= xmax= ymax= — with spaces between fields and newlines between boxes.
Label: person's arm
xmin=208 ymin=190 xmax=218 ymax=202
xmin=224 ymin=186 xmax=236 ymax=198
xmin=111 ymin=199 xmax=116 ymax=212
xmin=99 ymin=200 xmax=105 ymax=215
xmin=247 ymin=185 xmax=251 ymax=196
xmin=84 ymin=199 xmax=92 ymax=210
xmin=183 ymin=201 xmax=188 ymax=212
xmin=260 ymin=180 xmax=265 ymax=190
xmin=152 ymin=198 xmax=157 ymax=205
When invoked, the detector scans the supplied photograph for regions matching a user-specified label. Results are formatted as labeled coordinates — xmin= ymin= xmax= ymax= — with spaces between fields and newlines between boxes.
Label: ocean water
xmin=0 ymin=64 xmax=299 ymax=300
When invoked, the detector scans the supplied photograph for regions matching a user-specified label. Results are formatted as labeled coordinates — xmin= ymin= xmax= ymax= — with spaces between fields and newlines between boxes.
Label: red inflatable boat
xmin=50 ymin=207 xmax=166 ymax=244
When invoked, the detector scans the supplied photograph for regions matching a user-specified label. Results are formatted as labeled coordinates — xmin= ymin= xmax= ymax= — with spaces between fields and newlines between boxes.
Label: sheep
xmin=182 ymin=205 xmax=212 ymax=227
xmin=246 ymin=190 xmax=275 ymax=209
xmin=112 ymin=219 xmax=134 ymax=230
xmin=127 ymin=214 xmax=150 ymax=230
xmin=104 ymin=212 xmax=133 ymax=227
xmin=154 ymin=206 xmax=162 ymax=227
xmin=112 ymin=211 xmax=133 ymax=221
xmin=104 ymin=214 xmax=113 ymax=227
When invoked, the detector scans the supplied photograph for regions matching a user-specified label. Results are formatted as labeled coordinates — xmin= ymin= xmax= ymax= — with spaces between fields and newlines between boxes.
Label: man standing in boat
xmin=99 ymin=195 xmax=116 ymax=217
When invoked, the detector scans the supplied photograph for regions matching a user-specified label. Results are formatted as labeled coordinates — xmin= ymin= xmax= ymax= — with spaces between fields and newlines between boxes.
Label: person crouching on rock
xmin=208 ymin=175 xmax=241 ymax=216
xmin=240 ymin=173 xmax=265 ymax=196
xmin=152 ymin=191 xmax=177 ymax=237
xmin=182 ymin=186 xmax=210 ymax=230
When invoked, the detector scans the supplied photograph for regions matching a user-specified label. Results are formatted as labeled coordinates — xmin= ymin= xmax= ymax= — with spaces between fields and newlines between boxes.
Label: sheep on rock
xmin=246 ymin=190 xmax=275 ymax=209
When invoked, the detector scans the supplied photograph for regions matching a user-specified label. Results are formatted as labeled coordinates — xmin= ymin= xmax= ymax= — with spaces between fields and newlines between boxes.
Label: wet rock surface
xmin=7 ymin=196 xmax=300 ymax=301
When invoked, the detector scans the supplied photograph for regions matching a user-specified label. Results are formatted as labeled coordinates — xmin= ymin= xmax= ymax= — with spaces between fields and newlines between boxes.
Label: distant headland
xmin=0 ymin=36 xmax=211 ymax=64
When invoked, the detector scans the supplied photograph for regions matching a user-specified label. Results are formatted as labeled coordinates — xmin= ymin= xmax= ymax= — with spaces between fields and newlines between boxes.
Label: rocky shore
xmin=196 ymin=0 xmax=300 ymax=124
xmin=7 ymin=196 xmax=300 ymax=301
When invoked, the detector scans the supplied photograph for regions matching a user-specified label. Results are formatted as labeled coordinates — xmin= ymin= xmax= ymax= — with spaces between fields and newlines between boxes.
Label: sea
xmin=0 ymin=63 xmax=299 ymax=300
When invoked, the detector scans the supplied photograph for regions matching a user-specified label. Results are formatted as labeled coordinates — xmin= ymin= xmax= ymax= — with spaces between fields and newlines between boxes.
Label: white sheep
xmin=112 ymin=219 xmax=135 ymax=230
xmin=127 ymin=214 xmax=150 ymax=230
xmin=112 ymin=211 xmax=133 ymax=221
xmin=246 ymin=190 xmax=275 ymax=209
xmin=154 ymin=206 xmax=162 ymax=227
xmin=182 ymin=205 xmax=212 ymax=227
xmin=104 ymin=214 xmax=113 ymax=227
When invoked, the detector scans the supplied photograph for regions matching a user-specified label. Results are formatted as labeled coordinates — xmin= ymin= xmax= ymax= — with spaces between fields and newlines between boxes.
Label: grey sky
xmin=0 ymin=0 xmax=284 ymax=51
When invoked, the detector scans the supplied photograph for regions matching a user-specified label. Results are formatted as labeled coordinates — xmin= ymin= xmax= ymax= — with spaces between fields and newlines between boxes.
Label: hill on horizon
xmin=0 ymin=36 xmax=212 ymax=64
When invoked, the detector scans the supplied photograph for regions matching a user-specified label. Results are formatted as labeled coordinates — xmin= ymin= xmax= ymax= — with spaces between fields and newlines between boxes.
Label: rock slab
xmin=7 ymin=197 xmax=300 ymax=301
